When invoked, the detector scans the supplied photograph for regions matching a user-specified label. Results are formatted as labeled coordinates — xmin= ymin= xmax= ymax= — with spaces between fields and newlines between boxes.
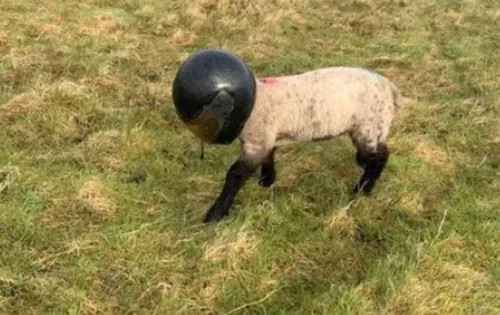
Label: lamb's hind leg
xmin=353 ymin=142 xmax=389 ymax=195
xmin=259 ymin=148 xmax=276 ymax=188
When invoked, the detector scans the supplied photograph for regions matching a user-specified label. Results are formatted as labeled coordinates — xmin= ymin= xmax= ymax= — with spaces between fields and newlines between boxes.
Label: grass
xmin=1 ymin=0 xmax=499 ymax=313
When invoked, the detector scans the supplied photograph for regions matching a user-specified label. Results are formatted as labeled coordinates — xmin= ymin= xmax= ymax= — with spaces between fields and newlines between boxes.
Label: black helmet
xmin=172 ymin=48 xmax=256 ymax=144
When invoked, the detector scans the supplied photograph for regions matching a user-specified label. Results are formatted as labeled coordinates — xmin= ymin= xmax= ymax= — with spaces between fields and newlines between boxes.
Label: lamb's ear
xmin=205 ymin=89 xmax=235 ymax=120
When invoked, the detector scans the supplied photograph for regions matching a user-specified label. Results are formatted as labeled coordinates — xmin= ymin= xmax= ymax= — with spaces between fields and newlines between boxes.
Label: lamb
xmin=202 ymin=66 xmax=403 ymax=223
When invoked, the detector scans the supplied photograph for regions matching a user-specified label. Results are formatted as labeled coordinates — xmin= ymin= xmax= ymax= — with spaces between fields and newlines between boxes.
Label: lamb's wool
xmin=238 ymin=67 xmax=402 ymax=165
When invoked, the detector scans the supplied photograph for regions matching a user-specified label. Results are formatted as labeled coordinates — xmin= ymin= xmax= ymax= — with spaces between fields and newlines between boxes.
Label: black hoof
xmin=352 ymin=183 xmax=372 ymax=196
xmin=259 ymin=163 xmax=276 ymax=188
xmin=203 ymin=202 xmax=229 ymax=223
xmin=259 ymin=173 xmax=275 ymax=188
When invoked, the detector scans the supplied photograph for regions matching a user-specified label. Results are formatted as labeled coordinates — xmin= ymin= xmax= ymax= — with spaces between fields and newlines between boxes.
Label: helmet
xmin=172 ymin=49 xmax=256 ymax=144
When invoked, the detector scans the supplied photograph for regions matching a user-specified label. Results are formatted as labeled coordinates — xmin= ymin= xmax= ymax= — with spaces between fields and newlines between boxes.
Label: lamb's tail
xmin=388 ymin=80 xmax=404 ymax=108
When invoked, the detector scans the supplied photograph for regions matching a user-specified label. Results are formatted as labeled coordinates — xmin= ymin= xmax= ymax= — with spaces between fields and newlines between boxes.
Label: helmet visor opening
xmin=184 ymin=107 xmax=224 ymax=143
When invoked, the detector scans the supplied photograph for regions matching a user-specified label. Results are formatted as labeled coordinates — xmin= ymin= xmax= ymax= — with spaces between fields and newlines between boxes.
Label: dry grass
xmin=388 ymin=259 xmax=492 ymax=314
xmin=1 ymin=0 xmax=499 ymax=313
xmin=76 ymin=179 xmax=116 ymax=220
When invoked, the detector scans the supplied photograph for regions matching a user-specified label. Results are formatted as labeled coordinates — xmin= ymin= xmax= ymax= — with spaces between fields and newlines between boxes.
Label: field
xmin=1 ymin=0 xmax=499 ymax=313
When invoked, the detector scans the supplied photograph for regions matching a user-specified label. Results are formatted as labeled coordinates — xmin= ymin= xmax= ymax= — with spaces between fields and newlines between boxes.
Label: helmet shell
xmin=172 ymin=48 xmax=256 ymax=144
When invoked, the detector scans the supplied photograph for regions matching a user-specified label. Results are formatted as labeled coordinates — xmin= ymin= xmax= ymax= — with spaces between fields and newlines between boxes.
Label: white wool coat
xmin=238 ymin=67 xmax=402 ymax=166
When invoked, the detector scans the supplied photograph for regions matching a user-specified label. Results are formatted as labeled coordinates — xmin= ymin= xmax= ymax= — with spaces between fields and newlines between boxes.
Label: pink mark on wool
xmin=260 ymin=77 xmax=279 ymax=85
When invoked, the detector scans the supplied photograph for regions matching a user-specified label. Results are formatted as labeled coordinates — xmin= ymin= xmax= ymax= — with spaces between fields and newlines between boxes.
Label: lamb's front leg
xmin=259 ymin=148 xmax=276 ymax=188
xmin=203 ymin=160 xmax=256 ymax=222
xmin=203 ymin=146 xmax=269 ymax=223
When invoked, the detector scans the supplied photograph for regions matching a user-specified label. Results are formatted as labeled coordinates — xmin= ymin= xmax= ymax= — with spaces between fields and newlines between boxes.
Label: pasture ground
xmin=1 ymin=0 xmax=499 ymax=313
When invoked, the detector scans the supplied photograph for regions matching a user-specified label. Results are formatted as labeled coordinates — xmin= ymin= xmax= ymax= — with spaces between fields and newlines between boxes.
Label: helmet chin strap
xmin=199 ymin=89 xmax=235 ymax=160
xmin=200 ymin=139 xmax=205 ymax=160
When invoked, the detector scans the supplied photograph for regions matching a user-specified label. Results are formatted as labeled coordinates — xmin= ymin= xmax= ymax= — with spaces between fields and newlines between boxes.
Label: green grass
xmin=1 ymin=0 xmax=499 ymax=313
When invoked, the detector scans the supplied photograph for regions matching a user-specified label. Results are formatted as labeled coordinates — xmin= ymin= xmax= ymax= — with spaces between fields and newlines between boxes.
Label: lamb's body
xmin=239 ymin=67 xmax=401 ymax=164
xmin=203 ymin=67 xmax=402 ymax=222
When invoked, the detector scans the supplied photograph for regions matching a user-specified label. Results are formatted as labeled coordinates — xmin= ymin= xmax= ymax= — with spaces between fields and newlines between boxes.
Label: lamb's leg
xmin=259 ymin=148 xmax=276 ymax=188
xmin=353 ymin=143 xmax=389 ymax=195
xmin=203 ymin=146 xmax=269 ymax=223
